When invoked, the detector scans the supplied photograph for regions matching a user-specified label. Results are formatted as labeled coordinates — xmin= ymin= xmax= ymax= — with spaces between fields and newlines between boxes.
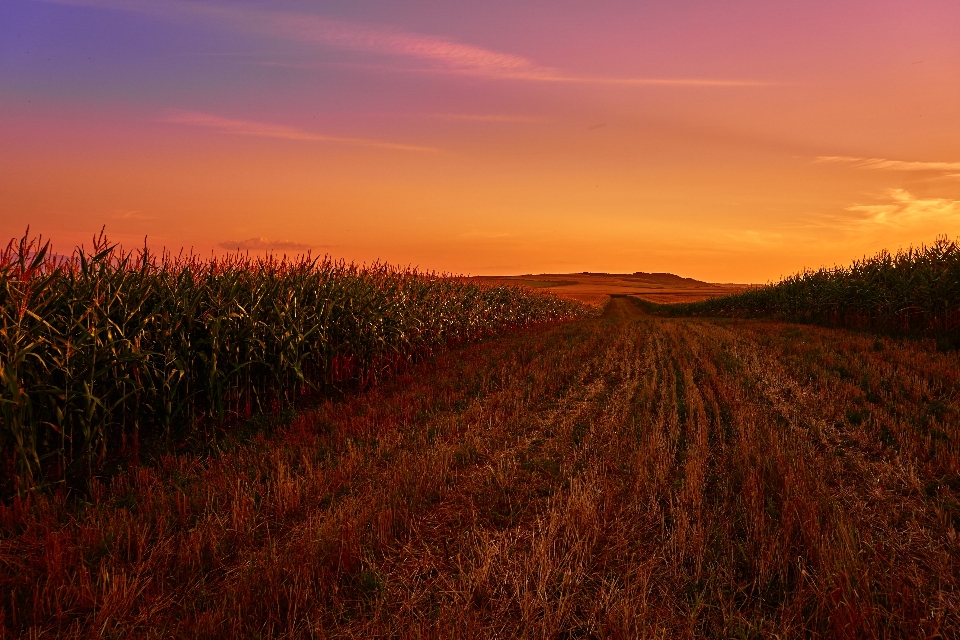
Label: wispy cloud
xmin=542 ymin=76 xmax=768 ymax=87
xmin=844 ymin=189 xmax=960 ymax=226
xmin=42 ymin=0 xmax=772 ymax=86
xmin=816 ymin=155 xmax=960 ymax=173
xmin=219 ymin=237 xmax=313 ymax=252
xmin=161 ymin=110 xmax=435 ymax=151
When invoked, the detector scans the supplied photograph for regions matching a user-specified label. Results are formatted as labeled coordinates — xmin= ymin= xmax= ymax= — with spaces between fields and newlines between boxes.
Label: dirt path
xmin=4 ymin=311 xmax=960 ymax=638
xmin=600 ymin=294 xmax=647 ymax=319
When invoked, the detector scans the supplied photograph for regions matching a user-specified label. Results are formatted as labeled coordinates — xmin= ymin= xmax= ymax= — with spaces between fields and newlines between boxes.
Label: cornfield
xmin=636 ymin=236 xmax=960 ymax=345
xmin=0 ymin=231 xmax=591 ymax=494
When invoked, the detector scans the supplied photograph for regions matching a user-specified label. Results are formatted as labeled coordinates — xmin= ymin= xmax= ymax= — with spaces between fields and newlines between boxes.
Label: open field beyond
xmin=468 ymin=273 xmax=748 ymax=306
xmin=3 ymin=298 xmax=959 ymax=637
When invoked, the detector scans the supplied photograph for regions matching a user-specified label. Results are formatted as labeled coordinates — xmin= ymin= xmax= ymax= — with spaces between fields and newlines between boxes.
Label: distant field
xmin=4 ymin=297 xmax=957 ymax=637
xmin=469 ymin=272 xmax=749 ymax=306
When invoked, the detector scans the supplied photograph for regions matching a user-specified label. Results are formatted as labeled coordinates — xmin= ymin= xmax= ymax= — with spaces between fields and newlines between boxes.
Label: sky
xmin=2 ymin=0 xmax=959 ymax=282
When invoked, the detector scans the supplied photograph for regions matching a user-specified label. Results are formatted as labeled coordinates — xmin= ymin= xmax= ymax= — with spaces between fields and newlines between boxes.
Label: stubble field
xmin=3 ymin=296 xmax=959 ymax=638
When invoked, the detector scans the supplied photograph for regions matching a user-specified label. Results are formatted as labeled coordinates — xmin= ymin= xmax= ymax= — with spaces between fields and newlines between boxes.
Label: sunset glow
xmin=2 ymin=0 xmax=959 ymax=281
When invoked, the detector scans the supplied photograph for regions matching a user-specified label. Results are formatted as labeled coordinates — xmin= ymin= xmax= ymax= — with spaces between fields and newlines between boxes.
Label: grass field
xmin=3 ymin=297 xmax=958 ymax=637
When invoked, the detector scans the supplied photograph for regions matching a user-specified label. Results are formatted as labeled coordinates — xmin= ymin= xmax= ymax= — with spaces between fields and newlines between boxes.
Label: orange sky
xmin=2 ymin=0 xmax=959 ymax=282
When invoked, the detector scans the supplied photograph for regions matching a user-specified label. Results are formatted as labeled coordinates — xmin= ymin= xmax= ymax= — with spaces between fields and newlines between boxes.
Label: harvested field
xmin=469 ymin=272 xmax=748 ymax=306
xmin=2 ymin=297 xmax=959 ymax=637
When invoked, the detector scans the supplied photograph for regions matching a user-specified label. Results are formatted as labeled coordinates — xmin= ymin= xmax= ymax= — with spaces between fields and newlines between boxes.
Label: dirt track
xmin=601 ymin=295 xmax=647 ymax=319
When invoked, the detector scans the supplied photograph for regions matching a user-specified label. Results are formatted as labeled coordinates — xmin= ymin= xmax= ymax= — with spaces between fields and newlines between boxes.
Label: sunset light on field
xmin=7 ymin=4 xmax=960 ymax=633
xmin=2 ymin=0 xmax=959 ymax=281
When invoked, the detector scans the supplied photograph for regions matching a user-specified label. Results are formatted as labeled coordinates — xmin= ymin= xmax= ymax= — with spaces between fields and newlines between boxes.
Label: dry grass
xmin=2 ymin=298 xmax=958 ymax=637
